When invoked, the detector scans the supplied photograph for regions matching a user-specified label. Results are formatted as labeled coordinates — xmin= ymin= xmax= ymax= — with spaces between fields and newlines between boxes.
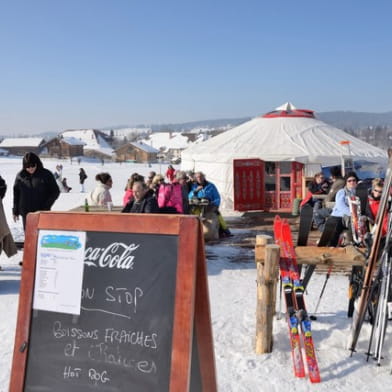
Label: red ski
xmin=274 ymin=216 xmax=305 ymax=379
xmin=280 ymin=218 xmax=321 ymax=383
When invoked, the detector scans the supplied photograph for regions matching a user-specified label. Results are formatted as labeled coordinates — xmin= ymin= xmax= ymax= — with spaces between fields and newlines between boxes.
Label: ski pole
xmin=277 ymin=277 xmax=283 ymax=320
xmin=310 ymin=263 xmax=333 ymax=321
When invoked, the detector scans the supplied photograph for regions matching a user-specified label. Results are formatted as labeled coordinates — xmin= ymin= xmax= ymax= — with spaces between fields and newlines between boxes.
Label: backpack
xmin=157 ymin=183 xmax=183 ymax=213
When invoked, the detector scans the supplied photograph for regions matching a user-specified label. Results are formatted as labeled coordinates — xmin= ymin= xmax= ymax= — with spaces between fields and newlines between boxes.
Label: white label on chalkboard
xmin=33 ymin=230 xmax=86 ymax=315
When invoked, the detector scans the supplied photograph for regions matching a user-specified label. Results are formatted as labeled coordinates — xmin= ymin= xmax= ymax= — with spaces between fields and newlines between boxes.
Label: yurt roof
xmin=182 ymin=104 xmax=387 ymax=167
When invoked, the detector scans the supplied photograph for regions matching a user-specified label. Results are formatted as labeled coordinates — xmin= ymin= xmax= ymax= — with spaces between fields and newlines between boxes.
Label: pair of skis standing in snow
xmin=274 ymin=216 xmax=321 ymax=383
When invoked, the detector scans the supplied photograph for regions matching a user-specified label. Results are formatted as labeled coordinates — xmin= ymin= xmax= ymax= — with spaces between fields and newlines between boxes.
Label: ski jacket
xmin=122 ymin=191 xmax=159 ymax=213
xmin=166 ymin=167 xmax=175 ymax=183
xmin=331 ymin=187 xmax=356 ymax=217
xmin=122 ymin=189 xmax=134 ymax=206
xmin=157 ymin=183 xmax=183 ymax=213
xmin=366 ymin=191 xmax=388 ymax=236
xmin=300 ymin=179 xmax=330 ymax=207
xmin=79 ymin=171 xmax=87 ymax=184
xmin=88 ymin=182 xmax=112 ymax=206
xmin=0 ymin=175 xmax=6 ymax=199
xmin=188 ymin=181 xmax=221 ymax=207
xmin=13 ymin=168 xmax=60 ymax=217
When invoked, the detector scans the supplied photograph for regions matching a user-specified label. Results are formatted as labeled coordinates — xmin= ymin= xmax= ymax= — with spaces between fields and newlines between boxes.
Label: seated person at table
xmin=314 ymin=166 xmax=345 ymax=231
xmin=300 ymin=172 xmax=330 ymax=209
xmin=326 ymin=171 xmax=360 ymax=246
xmin=188 ymin=172 xmax=231 ymax=237
xmin=365 ymin=178 xmax=388 ymax=237
xmin=122 ymin=180 xmax=159 ymax=213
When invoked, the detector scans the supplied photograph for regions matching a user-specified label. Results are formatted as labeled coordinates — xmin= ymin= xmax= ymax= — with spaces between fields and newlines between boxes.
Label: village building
xmin=139 ymin=131 xmax=197 ymax=162
xmin=181 ymin=102 xmax=387 ymax=212
xmin=60 ymin=129 xmax=114 ymax=160
xmin=43 ymin=136 xmax=85 ymax=158
xmin=0 ymin=137 xmax=46 ymax=156
xmin=114 ymin=141 xmax=159 ymax=163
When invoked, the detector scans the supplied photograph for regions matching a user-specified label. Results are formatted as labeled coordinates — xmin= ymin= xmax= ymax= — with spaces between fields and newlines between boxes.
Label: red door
xmin=264 ymin=161 xmax=304 ymax=211
xmin=233 ymin=159 xmax=264 ymax=211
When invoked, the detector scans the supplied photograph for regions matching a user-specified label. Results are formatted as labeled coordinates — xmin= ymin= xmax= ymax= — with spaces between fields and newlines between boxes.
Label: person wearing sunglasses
xmin=12 ymin=152 xmax=60 ymax=231
xmin=326 ymin=171 xmax=360 ymax=246
xmin=366 ymin=178 xmax=388 ymax=236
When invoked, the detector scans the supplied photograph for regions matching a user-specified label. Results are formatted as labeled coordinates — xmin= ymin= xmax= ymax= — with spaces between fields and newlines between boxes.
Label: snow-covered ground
xmin=0 ymin=156 xmax=391 ymax=391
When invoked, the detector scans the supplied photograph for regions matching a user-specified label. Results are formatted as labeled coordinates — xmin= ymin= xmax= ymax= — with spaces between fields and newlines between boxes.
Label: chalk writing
xmin=63 ymin=366 xmax=81 ymax=379
xmin=105 ymin=286 xmax=143 ymax=312
xmin=104 ymin=328 xmax=157 ymax=348
xmin=88 ymin=368 xmax=110 ymax=386
xmin=53 ymin=321 xmax=99 ymax=340
xmin=64 ymin=339 xmax=80 ymax=357
xmin=88 ymin=342 xmax=157 ymax=374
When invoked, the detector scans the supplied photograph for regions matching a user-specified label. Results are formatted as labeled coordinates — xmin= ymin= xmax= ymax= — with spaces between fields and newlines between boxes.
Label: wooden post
xmin=255 ymin=235 xmax=279 ymax=354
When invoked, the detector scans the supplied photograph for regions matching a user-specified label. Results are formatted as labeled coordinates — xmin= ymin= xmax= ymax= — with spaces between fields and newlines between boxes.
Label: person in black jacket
xmin=79 ymin=168 xmax=87 ymax=193
xmin=0 ymin=175 xmax=17 ymax=265
xmin=0 ymin=175 xmax=6 ymax=199
xmin=13 ymin=152 xmax=60 ymax=230
xmin=122 ymin=181 xmax=159 ymax=214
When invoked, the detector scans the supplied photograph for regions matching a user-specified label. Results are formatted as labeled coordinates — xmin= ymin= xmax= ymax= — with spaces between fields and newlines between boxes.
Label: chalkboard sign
xmin=10 ymin=212 xmax=217 ymax=392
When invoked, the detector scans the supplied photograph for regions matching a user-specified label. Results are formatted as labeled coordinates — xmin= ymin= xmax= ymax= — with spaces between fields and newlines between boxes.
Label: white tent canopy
xmin=181 ymin=104 xmax=387 ymax=210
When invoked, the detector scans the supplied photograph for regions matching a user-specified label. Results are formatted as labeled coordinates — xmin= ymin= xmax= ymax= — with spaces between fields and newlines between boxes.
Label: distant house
xmin=0 ymin=148 xmax=9 ymax=156
xmin=0 ymin=137 xmax=46 ymax=156
xmin=44 ymin=136 xmax=85 ymax=158
xmin=114 ymin=142 xmax=159 ymax=163
xmin=60 ymin=129 xmax=114 ymax=160
xmin=139 ymin=132 xmax=192 ymax=161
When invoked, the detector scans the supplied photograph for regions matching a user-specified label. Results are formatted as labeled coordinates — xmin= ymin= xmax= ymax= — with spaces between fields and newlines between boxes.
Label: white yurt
xmin=181 ymin=103 xmax=387 ymax=212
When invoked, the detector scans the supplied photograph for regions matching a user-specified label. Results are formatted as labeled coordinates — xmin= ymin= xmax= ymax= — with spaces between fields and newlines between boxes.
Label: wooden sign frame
xmin=10 ymin=211 xmax=217 ymax=391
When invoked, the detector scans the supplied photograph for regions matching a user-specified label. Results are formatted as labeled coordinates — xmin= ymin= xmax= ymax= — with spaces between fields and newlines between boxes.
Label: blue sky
xmin=1 ymin=0 xmax=392 ymax=134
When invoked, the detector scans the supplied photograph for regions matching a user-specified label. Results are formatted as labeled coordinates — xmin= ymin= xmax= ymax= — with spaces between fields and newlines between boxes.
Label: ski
xmin=349 ymin=148 xmax=392 ymax=354
xmin=348 ymin=195 xmax=367 ymax=246
xmin=366 ymin=206 xmax=392 ymax=364
xmin=280 ymin=218 xmax=321 ymax=383
xmin=297 ymin=204 xmax=313 ymax=247
xmin=274 ymin=215 xmax=305 ymax=379
xmin=297 ymin=204 xmax=314 ymax=277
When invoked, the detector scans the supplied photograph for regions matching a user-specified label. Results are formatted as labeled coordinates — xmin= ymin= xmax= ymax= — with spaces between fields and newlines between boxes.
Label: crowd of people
xmin=0 ymin=154 xmax=234 ymax=269
xmin=1 ymin=152 xmax=390 ymax=270
xmin=81 ymin=164 xmax=232 ymax=237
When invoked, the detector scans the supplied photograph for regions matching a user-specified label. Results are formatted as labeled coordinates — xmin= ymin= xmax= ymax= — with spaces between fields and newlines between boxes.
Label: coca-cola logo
xmin=84 ymin=243 xmax=140 ymax=270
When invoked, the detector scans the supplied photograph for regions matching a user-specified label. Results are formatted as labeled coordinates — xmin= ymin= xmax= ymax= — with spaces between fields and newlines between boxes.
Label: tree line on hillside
xmin=343 ymin=125 xmax=392 ymax=150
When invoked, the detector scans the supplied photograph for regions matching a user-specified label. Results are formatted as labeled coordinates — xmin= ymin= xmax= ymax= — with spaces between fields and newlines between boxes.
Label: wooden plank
xmin=169 ymin=219 xmax=198 ymax=391
xmin=294 ymin=245 xmax=366 ymax=266
xmin=195 ymin=223 xmax=218 ymax=391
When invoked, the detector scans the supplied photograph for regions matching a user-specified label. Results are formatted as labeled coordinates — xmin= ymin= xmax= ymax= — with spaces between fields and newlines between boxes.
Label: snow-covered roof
xmin=0 ymin=137 xmax=44 ymax=147
xmin=130 ymin=142 xmax=159 ymax=153
xmin=140 ymin=132 xmax=192 ymax=152
xmin=62 ymin=137 xmax=86 ymax=146
xmin=61 ymin=129 xmax=113 ymax=156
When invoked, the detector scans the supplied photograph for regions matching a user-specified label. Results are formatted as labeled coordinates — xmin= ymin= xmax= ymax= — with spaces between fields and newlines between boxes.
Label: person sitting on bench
xmin=326 ymin=171 xmax=359 ymax=246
